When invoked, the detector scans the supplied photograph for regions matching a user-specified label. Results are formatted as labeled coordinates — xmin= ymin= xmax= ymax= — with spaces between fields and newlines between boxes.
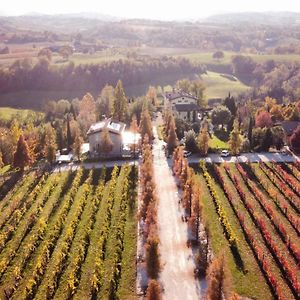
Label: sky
xmin=1 ymin=0 xmax=300 ymax=20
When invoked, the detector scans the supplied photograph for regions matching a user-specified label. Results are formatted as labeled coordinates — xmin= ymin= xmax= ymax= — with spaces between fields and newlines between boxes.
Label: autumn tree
xmin=206 ymin=254 xmax=229 ymax=300
xmin=113 ymin=80 xmax=128 ymax=122
xmin=147 ymin=86 xmax=158 ymax=107
xmin=38 ymin=48 xmax=52 ymax=61
xmin=0 ymin=151 xmax=3 ymax=168
xmin=59 ymin=45 xmax=73 ymax=60
xmin=130 ymin=114 xmax=139 ymax=133
xmin=167 ymin=115 xmax=179 ymax=154
xmin=290 ymin=124 xmax=300 ymax=153
xmin=78 ymin=93 xmax=97 ymax=135
xmin=10 ymin=119 xmax=22 ymax=150
xmin=13 ymin=135 xmax=32 ymax=171
xmin=229 ymin=120 xmax=242 ymax=155
xmin=100 ymin=129 xmax=113 ymax=157
xmin=72 ymin=128 xmax=83 ymax=161
xmin=146 ymin=232 xmax=160 ymax=279
xmin=255 ymin=110 xmax=273 ymax=128
xmin=139 ymin=108 xmax=153 ymax=141
xmin=146 ymin=280 xmax=161 ymax=300
xmin=44 ymin=124 xmax=57 ymax=164
xmin=197 ymin=123 xmax=210 ymax=156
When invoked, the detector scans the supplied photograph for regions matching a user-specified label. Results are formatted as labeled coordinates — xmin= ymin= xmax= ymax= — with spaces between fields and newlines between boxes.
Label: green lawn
xmin=209 ymin=134 xmax=229 ymax=150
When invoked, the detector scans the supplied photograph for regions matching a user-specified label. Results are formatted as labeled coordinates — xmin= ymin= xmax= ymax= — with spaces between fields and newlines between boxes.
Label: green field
xmin=174 ymin=50 xmax=300 ymax=65
xmin=201 ymin=71 xmax=250 ymax=99
xmin=0 ymin=107 xmax=44 ymax=122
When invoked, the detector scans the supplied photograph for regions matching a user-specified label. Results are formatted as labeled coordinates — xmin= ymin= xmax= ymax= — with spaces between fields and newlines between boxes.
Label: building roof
xmin=87 ymin=118 xmax=126 ymax=135
xmin=280 ymin=121 xmax=300 ymax=136
xmin=165 ymin=90 xmax=197 ymax=101
xmin=174 ymin=103 xmax=201 ymax=112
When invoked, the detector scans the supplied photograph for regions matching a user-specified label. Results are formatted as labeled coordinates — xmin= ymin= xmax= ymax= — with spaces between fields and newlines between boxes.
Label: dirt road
xmin=153 ymin=127 xmax=204 ymax=300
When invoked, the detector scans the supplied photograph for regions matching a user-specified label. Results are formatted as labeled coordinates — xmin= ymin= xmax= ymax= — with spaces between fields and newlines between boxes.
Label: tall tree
xmin=229 ymin=120 xmax=242 ymax=155
xmin=248 ymin=115 xmax=254 ymax=150
xmin=78 ymin=93 xmax=96 ymax=135
xmin=44 ymin=124 xmax=57 ymax=164
xmin=13 ymin=135 xmax=32 ymax=171
xmin=100 ymin=129 xmax=113 ymax=157
xmin=139 ymin=108 xmax=153 ymax=141
xmin=130 ymin=114 xmax=139 ymax=133
xmin=66 ymin=115 xmax=73 ymax=151
xmin=190 ymin=80 xmax=205 ymax=107
xmin=167 ymin=115 xmax=179 ymax=154
xmin=224 ymin=93 xmax=237 ymax=117
xmin=113 ymin=80 xmax=128 ymax=122
xmin=96 ymin=84 xmax=114 ymax=120
xmin=197 ymin=123 xmax=210 ymax=156
xmin=72 ymin=129 xmax=83 ymax=161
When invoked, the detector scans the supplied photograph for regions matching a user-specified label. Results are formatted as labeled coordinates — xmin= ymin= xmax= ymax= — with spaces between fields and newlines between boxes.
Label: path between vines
xmin=152 ymin=126 xmax=204 ymax=300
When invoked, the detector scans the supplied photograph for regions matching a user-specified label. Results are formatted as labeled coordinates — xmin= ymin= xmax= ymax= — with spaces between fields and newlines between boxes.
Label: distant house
xmin=87 ymin=118 xmax=126 ymax=158
xmin=280 ymin=120 xmax=300 ymax=145
xmin=164 ymin=90 xmax=202 ymax=122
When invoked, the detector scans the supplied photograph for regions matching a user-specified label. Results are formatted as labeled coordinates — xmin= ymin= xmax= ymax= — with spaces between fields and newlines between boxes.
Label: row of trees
xmin=139 ymin=136 xmax=161 ymax=299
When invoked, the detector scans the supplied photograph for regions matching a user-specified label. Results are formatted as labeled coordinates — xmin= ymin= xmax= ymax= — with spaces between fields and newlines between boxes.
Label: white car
xmin=221 ymin=150 xmax=230 ymax=157
xmin=184 ymin=151 xmax=192 ymax=157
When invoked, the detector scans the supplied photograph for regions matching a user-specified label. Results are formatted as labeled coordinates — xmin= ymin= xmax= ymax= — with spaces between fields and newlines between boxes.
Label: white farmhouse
xmin=87 ymin=118 xmax=126 ymax=158
xmin=164 ymin=90 xmax=200 ymax=122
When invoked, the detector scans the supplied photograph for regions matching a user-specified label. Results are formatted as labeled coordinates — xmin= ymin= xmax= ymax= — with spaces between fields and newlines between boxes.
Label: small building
xmin=164 ymin=90 xmax=201 ymax=122
xmin=87 ymin=118 xmax=126 ymax=158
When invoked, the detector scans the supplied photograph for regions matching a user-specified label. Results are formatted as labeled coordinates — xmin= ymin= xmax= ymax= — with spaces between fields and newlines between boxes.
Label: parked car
xmin=221 ymin=150 xmax=230 ymax=157
xmin=184 ymin=150 xmax=192 ymax=157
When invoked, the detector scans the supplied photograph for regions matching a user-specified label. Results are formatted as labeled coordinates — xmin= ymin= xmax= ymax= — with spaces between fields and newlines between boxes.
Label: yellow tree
xmin=72 ymin=128 xmax=83 ymax=161
xmin=167 ymin=115 xmax=178 ymax=154
xmin=229 ymin=120 xmax=242 ymax=156
xmin=44 ymin=124 xmax=57 ymax=164
xmin=100 ymin=129 xmax=113 ymax=157
xmin=139 ymin=108 xmax=153 ymax=141
xmin=197 ymin=123 xmax=210 ymax=156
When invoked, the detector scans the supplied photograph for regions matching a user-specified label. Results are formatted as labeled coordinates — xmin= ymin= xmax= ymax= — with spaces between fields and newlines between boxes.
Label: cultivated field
xmin=0 ymin=165 xmax=137 ymax=300
xmin=193 ymin=162 xmax=300 ymax=300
